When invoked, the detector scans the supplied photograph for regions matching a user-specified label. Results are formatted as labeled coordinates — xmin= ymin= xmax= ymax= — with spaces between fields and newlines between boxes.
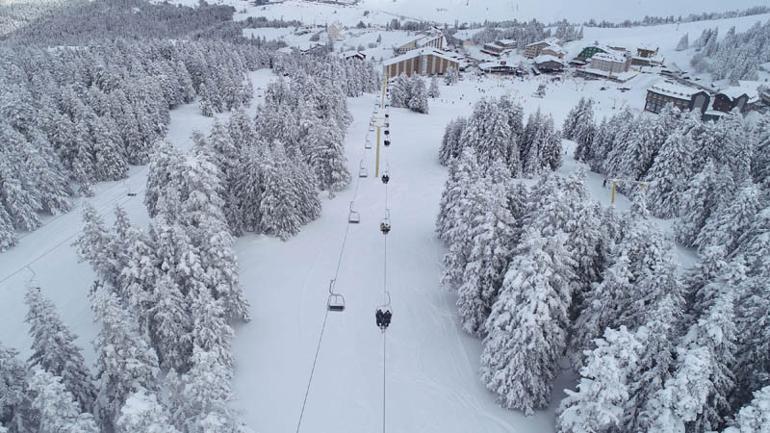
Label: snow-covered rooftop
xmin=579 ymin=67 xmax=638 ymax=82
xmin=526 ymin=37 xmax=559 ymax=48
xmin=648 ymin=80 xmax=704 ymax=99
xmin=534 ymin=54 xmax=565 ymax=65
xmin=383 ymin=48 xmax=459 ymax=66
xmin=715 ymin=80 xmax=760 ymax=101
xmin=592 ymin=52 xmax=627 ymax=63
xmin=637 ymin=43 xmax=659 ymax=51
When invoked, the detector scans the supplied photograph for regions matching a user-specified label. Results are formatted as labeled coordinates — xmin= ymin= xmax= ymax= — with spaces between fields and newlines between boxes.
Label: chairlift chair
xmin=348 ymin=202 xmax=360 ymax=224
xmin=384 ymin=129 xmax=390 ymax=136
xmin=380 ymin=210 xmax=391 ymax=235
xmin=365 ymin=139 xmax=373 ymax=150
xmin=125 ymin=181 xmax=137 ymax=197
xmin=358 ymin=160 xmax=368 ymax=178
xmin=384 ymin=139 xmax=391 ymax=147
xmin=375 ymin=293 xmax=393 ymax=331
xmin=327 ymin=280 xmax=345 ymax=312
xmin=381 ymin=171 xmax=390 ymax=184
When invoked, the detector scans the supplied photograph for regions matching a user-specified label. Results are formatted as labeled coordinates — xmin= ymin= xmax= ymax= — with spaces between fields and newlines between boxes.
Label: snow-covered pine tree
xmin=643 ymin=291 xmax=737 ymax=433
xmin=444 ymin=67 xmax=459 ymax=85
xmin=27 ymin=368 xmax=99 ymax=433
xmin=75 ymin=205 xmax=119 ymax=286
xmin=388 ymin=74 xmax=410 ymax=108
xmin=683 ymin=246 xmax=729 ymax=318
xmin=148 ymin=271 xmax=191 ymax=372
xmin=90 ymin=282 xmax=160 ymax=431
xmin=24 ymin=287 xmax=95 ymax=413
xmin=676 ymin=33 xmax=689 ymax=51
xmin=440 ymin=150 xmax=487 ymax=289
xmin=573 ymin=209 xmax=674 ymax=359
xmin=407 ymin=75 xmax=429 ymax=114
xmin=436 ymin=148 xmax=481 ymax=243
xmin=675 ymin=160 xmax=735 ymax=247
xmin=0 ymin=343 xmax=33 ymax=433
xmin=644 ymin=129 xmax=696 ymax=218
xmin=428 ymin=76 xmax=440 ymax=98
xmin=116 ymin=388 xmax=180 ymax=433
xmin=207 ymin=120 xmax=244 ymax=235
xmin=721 ymin=386 xmax=770 ymax=433
xmin=694 ymin=180 xmax=762 ymax=254
xmin=557 ymin=326 xmax=644 ymax=433
xmin=189 ymin=282 xmax=234 ymax=369
xmin=308 ymin=120 xmax=351 ymax=196
xmin=481 ymin=229 xmax=574 ymax=414
xmin=171 ymin=347 xmax=242 ymax=433
xmin=145 ymin=142 xmax=185 ymax=219
xmin=456 ymin=163 xmax=517 ymax=336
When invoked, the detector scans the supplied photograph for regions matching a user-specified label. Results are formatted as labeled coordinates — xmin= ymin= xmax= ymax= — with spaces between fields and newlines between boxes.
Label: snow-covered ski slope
xmin=230 ymin=90 xmax=565 ymax=433
xmin=229 ymin=72 xmax=699 ymax=432
xmin=181 ymin=0 xmax=765 ymax=25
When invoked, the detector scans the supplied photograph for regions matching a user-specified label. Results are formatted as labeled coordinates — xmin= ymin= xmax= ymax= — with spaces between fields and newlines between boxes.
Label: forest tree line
xmin=432 ymin=98 xmax=770 ymax=431
xmin=0 ymin=39 xmax=270 ymax=251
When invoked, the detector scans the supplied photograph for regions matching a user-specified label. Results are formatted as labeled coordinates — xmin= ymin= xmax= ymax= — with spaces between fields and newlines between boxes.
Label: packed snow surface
xmin=198 ymin=0 xmax=767 ymax=25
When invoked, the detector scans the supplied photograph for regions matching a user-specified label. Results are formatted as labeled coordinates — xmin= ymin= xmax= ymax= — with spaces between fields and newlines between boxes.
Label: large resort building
xmin=393 ymin=29 xmax=447 ymax=55
xmin=383 ymin=48 xmax=460 ymax=77
xmin=644 ymin=81 xmax=710 ymax=114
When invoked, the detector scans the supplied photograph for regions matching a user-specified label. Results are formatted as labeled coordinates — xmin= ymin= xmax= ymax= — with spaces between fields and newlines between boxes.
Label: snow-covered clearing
xmin=0 ymin=69 xmax=276 ymax=363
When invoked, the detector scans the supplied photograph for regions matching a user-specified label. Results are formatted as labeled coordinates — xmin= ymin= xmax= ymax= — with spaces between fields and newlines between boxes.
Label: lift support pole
xmin=376 ymin=76 xmax=388 ymax=178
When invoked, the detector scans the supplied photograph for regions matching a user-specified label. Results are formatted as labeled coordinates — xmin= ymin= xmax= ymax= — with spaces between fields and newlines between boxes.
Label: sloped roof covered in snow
xmin=648 ymin=80 xmax=705 ymax=99
xmin=526 ymin=37 xmax=559 ymax=48
xmin=714 ymin=80 xmax=760 ymax=101
xmin=534 ymin=54 xmax=565 ymax=65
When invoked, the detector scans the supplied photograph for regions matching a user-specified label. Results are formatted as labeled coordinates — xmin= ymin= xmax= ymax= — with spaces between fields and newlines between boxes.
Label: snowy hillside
xmin=182 ymin=0 xmax=767 ymax=24
xmin=2 ymin=1 xmax=770 ymax=433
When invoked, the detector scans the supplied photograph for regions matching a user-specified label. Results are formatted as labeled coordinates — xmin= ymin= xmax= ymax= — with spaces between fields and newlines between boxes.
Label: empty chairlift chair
xmin=365 ymin=138 xmax=372 ymax=150
xmin=359 ymin=160 xmax=369 ymax=178
xmin=348 ymin=202 xmax=361 ymax=224
xmin=327 ymin=280 xmax=345 ymax=312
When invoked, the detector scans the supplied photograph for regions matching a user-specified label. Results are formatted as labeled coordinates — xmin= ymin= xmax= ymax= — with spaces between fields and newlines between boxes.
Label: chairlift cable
xmin=295 ymin=104 xmax=378 ymax=433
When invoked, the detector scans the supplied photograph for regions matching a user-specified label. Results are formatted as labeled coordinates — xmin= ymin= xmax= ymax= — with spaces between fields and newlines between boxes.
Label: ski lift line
xmin=293 ymin=116 xmax=377 ymax=431
xmin=382 ymin=328 xmax=387 ymax=433
xmin=0 ymin=190 xmax=137 ymax=289
xmin=294 ymin=308 xmax=330 ymax=433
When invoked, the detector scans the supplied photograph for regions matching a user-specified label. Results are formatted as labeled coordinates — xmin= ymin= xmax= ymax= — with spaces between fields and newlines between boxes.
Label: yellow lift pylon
xmin=609 ymin=178 xmax=648 ymax=206
xmin=376 ymin=75 xmax=388 ymax=178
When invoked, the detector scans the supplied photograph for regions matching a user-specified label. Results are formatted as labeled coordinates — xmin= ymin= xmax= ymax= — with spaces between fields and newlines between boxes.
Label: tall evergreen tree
xmin=24 ymin=287 xmax=95 ymax=413
xmin=27 ymin=369 xmax=98 ymax=433
xmin=481 ymin=230 xmax=574 ymax=414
